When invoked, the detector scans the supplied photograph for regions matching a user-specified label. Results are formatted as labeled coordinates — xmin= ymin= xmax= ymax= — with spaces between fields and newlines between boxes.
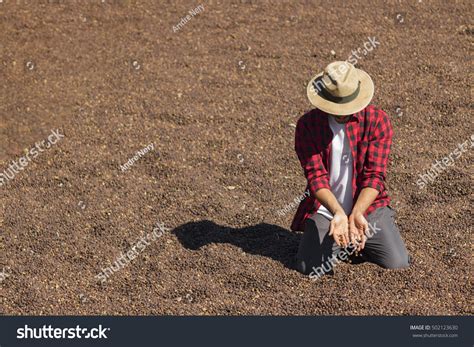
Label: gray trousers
xmin=295 ymin=206 xmax=409 ymax=275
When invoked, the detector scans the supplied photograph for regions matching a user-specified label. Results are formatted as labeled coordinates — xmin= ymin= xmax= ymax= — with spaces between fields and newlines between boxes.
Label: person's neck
xmin=331 ymin=115 xmax=351 ymax=124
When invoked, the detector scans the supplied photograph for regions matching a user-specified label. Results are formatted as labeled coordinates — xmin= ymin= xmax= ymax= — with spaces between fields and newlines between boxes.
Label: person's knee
xmin=296 ymin=259 xmax=332 ymax=278
xmin=295 ymin=217 xmax=329 ymax=275
xmin=295 ymin=259 xmax=311 ymax=275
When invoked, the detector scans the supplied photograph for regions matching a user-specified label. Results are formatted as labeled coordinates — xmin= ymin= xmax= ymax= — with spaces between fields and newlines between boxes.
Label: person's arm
xmin=315 ymin=188 xmax=349 ymax=247
xmin=359 ymin=110 xmax=393 ymax=193
xmin=315 ymin=188 xmax=345 ymax=215
xmin=294 ymin=116 xmax=331 ymax=198
xmin=295 ymin=116 xmax=349 ymax=247
xmin=349 ymin=187 xmax=378 ymax=249
xmin=352 ymin=187 xmax=379 ymax=216
xmin=349 ymin=110 xmax=393 ymax=249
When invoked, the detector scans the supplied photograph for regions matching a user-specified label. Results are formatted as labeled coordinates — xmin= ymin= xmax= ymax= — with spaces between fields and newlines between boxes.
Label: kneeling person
xmin=291 ymin=61 xmax=410 ymax=277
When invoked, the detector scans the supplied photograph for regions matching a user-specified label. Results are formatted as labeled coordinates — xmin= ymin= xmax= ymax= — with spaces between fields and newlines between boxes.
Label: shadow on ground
xmin=173 ymin=221 xmax=300 ymax=270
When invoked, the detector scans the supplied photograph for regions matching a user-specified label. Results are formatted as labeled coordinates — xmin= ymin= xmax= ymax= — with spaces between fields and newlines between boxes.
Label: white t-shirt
xmin=317 ymin=116 xmax=354 ymax=220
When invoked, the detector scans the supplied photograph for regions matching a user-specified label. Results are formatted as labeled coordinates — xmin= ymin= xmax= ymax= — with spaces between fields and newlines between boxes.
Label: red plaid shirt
xmin=291 ymin=105 xmax=392 ymax=231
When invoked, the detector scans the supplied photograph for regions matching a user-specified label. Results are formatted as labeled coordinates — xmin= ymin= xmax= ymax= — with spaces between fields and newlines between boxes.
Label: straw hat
xmin=307 ymin=61 xmax=374 ymax=116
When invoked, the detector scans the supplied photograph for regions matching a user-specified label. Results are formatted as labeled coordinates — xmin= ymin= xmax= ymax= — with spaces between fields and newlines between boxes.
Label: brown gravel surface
xmin=0 ymin=0 xmax=472 ymax=315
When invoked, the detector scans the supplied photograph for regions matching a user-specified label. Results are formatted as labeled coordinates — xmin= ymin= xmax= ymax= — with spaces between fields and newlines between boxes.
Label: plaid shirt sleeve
xmin=295 ymin=114 xmax=331 ymax=196
xmin=360 ymin=109 xmax=393 ymax=192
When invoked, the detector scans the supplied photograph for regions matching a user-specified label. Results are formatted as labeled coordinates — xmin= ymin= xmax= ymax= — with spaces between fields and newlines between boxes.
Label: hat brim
xmin=306 ymin=68 xmax=374 ymax=116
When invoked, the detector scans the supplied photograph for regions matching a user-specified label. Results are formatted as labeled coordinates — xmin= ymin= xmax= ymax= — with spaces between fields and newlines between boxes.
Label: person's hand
xmin=329 ymin=211 xmax=349 ymax=247
xmin=349 ymin=210 xmax=368 ymax=251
